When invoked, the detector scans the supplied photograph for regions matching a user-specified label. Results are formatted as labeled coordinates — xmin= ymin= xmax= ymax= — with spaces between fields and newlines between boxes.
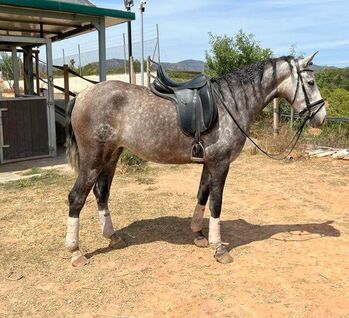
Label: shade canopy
xmin=0 ymin=0 xmax=135 ymax=47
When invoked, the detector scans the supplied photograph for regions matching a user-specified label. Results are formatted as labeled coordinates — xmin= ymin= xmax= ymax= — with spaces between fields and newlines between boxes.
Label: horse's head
xmin=280 ymin=52 xmax=326 ymax=128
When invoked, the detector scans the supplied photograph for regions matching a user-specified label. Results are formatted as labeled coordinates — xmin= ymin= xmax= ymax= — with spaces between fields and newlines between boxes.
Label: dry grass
xmin=0 ymin=156 xmax=348 ymax=317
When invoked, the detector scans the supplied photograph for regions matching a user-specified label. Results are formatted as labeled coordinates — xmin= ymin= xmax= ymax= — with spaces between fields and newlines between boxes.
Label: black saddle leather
xmin=156 ymin=65 xmax=208 ymax=90
xmin=151 ymin=64 xmax=218 ymax=138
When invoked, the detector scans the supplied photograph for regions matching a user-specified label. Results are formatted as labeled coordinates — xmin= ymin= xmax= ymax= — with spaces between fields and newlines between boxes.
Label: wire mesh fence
xmin=52 ymin=37 xmax=158 ymax=76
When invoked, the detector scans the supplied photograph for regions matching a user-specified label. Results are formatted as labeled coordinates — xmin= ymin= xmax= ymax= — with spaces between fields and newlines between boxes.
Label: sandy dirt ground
xmin=0 ymin=154 xmax=348 ymax=318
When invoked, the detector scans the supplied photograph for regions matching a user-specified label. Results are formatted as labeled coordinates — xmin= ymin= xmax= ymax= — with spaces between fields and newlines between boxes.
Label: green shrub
xmin=321 ymin=88 xmax=349 ymax=117
xmin=166 ymin=70 xmax=201 ymax=82
xmin=119 ymin=149 xmax=147 ymax=172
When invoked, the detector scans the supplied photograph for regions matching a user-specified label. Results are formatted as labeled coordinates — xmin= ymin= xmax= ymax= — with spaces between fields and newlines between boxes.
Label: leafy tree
xmin=205 ymin=30 xmax=273 ymax=77
xmin=0 ymin=53 xmax=22 ymax=88
xmin=315 ymin=67 xmax=349 ymax=117
xmin=288 ymin=44 xmax=305 ymax=58
xmin=322 ymin=88 xmax=349 ymax=117
xmin=316 ymin=67 xmax=349 ymax=91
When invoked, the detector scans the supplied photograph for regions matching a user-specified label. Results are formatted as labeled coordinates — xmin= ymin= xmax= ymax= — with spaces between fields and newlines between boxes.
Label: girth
xmin=151 ymin=64 xmax=218 ymax=162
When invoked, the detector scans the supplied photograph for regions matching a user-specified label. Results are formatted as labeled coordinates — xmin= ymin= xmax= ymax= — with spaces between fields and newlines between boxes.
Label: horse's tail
xmin=65 ymin=97 xmax=80 ymax=172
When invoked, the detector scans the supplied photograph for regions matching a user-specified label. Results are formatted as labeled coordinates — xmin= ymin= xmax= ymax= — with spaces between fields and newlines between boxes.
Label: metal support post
xmin=123 ymin=33 xmax=127 ymax=75
xmin=139 ymin=1 xmax=146 ymax=86
xmin=78 ymin=44 xmax=82 ymax=76
xmin=97 ymin=17 xmax=107 ymax=82
xmin=146 ymin=56 xmax=151 ymax=88
xmin=63 ymin=64 xmax=70 ymax=111
xmin=46 ymin=40 xmax=57 ymax=157
xmin=156 ymin=23 xmax=160 ymax=63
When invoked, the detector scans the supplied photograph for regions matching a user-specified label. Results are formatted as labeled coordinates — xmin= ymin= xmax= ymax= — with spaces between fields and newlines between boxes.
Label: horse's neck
xmin=219 ymin=59 xmax=291 ymax=126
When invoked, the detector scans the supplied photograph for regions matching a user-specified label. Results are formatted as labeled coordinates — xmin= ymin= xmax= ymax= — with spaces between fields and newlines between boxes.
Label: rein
xmin=213 ymin=59 xmax=325 ymax=160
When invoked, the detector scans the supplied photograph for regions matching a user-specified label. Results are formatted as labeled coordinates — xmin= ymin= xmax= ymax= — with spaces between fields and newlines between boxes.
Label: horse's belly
xmin=121 ymin=120 xmax=193 ymax=164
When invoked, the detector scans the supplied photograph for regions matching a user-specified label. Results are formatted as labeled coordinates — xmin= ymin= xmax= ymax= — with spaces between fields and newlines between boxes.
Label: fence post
xmin=63 ymin=64 xmax=70 ymax=110
xmin=35 ymin=50 xmax=40 ymax=96
xmin=146 ymin=56 xmax=151 ymax=88
xmin=273 ymin=98 xmax=279 ymax=136
xmin=12 ymin=47 xmax=20 ymax=96
xmin=130 ymin=56 xmax=136 ymax=85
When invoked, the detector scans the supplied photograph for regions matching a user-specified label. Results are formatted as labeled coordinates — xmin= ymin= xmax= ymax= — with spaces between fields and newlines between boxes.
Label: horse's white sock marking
xmin=65 ymin=217 xmax=79 ymax=251
xmin=209 ymin=217 xmax=221 ymax=246
xmin=99 ymin=210 xmax=115 ymax=238
xmin=191 ymin=204 xmax=205 ymax=232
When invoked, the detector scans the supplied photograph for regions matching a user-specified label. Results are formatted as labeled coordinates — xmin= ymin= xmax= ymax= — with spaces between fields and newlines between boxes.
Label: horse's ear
xmin=300 ymin=51 xmax=318 ymax=68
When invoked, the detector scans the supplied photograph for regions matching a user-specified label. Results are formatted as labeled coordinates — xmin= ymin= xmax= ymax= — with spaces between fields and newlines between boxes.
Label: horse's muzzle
xmin=307 ymin=106 xmax=327 ymax=128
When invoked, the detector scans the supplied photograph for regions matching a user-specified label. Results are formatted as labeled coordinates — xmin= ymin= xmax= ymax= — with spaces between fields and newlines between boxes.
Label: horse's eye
xmin=308 ymin=80 xmax=315 ymax=86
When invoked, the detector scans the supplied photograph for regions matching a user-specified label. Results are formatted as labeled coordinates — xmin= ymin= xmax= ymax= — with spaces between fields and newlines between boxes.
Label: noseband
xmin=290 ymin=59 xmax=325 ymax=119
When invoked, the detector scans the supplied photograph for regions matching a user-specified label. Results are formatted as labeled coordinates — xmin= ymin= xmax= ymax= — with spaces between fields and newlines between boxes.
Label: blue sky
xmin=53 ymin=0 xmax=349 ymax=66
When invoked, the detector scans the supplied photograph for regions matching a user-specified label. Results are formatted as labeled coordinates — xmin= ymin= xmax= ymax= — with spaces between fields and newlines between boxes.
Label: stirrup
xmin=191 ymin=141 xmax=205 ymax=163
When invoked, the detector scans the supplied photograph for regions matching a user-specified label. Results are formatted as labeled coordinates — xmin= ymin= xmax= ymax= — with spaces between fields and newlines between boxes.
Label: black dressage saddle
xmin=151 ymin=64 xmax=218 ymax=162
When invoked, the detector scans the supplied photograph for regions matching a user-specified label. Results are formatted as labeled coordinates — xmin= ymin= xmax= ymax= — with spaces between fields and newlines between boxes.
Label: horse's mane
xmin=212 ymin=55 xmax=295 ymax=84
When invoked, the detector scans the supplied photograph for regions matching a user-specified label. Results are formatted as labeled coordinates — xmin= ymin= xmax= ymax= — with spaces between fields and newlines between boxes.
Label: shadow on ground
xmin=85 ymin=217 xmax=340 ymax=259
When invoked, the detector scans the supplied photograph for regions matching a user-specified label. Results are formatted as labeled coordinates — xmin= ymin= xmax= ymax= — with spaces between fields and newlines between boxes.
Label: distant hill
xmin=83 ymin=58 xmax=205 ymax=72
xmin=84 ymin=58 xmax=125 ymax=70
xmin=161 ymin=60 xmax=205 ymax=72
xmin=312 ymin=64 xmax=337 ymax=72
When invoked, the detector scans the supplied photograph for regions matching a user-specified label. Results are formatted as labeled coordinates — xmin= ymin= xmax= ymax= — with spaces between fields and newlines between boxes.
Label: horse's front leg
xmin=191 ymin=165 xmax=210 ymax=247
xmin=207 ymin=161 xmax=234 ymax=264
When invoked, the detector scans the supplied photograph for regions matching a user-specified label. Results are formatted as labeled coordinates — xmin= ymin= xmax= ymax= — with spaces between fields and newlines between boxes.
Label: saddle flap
xmin=174 ymin=89 xmax=197 ymax=136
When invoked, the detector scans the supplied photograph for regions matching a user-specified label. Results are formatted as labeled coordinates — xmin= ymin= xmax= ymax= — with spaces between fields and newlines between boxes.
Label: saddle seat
xmin=151 ymin=64 xmax=218 ymax=162
xmin=155 ymin=64 xmax=208 ymax=90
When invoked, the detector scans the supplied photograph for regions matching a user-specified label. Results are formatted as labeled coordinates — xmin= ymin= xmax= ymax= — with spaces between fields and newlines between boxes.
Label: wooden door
xmin=0 ymin=97 xmax=49 ymax=163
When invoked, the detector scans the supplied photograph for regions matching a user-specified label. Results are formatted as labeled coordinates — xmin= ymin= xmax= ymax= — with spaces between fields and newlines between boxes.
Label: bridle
xmin=290 ymin=59 xmax=325 ymax=120
xmin=213 ymin=59 xmax=326 ymax=160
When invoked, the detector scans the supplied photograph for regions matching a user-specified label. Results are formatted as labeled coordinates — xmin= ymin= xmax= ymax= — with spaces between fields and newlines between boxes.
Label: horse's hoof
xmin=109 ymin=233 xmax=127 ymax=249
xmin=214 ymin=244 xmax=234 ymax=264
xmin=71 ymin=249 xmax=89 ymax=267
xmin=194 ymin=236 xmax=209 ymax=248
xmin=215 ymin=251 xmax=234 ymax=264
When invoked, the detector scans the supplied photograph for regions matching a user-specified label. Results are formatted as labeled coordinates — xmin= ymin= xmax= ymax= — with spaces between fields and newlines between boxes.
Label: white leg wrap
xmin=190 ymin=204 xmax=205 ymax=232
xmin=65 ymin=217 xmax=79 ymax=251
xmin=209 ymin=217 xmax=221 ymax=246
xmin=99 ymin=210 xmax=115 ymax=238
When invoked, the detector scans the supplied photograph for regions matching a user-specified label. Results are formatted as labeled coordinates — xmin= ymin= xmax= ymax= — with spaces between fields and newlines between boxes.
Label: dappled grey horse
xmin=65 ymin=52 xmax=326 ymax=266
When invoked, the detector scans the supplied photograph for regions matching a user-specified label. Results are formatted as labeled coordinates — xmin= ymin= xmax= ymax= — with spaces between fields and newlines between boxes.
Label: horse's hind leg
xmin=93 ymin=148 xmax=126 ymax=249
xmin=191 ymin=165 xmax=210 ymax=248
xmin=65 ymin=164 xmax=102 ymax=267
